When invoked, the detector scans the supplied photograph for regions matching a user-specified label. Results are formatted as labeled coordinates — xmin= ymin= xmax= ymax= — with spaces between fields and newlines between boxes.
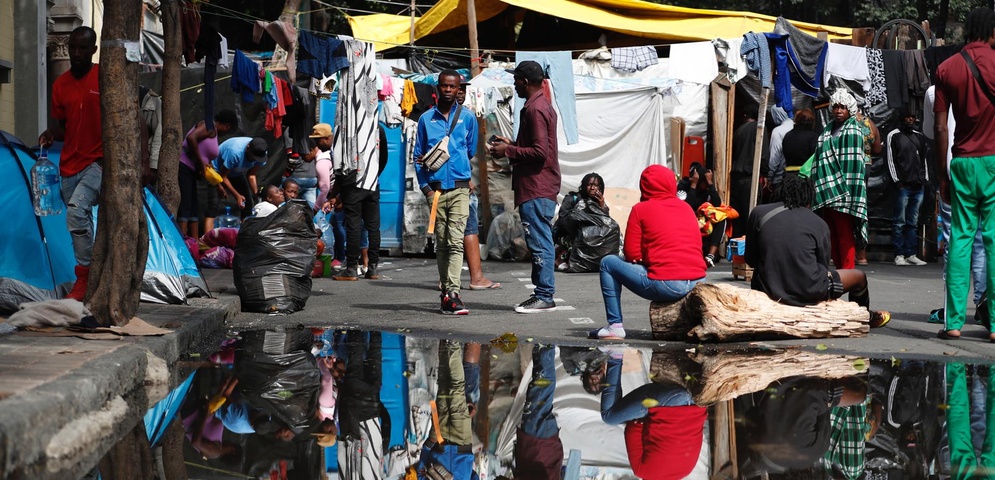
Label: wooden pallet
xmin=731 ymin=263 xmax=753 ymax=282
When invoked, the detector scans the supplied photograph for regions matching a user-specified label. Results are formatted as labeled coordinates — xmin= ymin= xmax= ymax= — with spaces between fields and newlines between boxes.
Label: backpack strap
xmin=960 ymin=50 xmax=995 ymax=107
xmin=757 ymin=205 xmax=788 ymax=231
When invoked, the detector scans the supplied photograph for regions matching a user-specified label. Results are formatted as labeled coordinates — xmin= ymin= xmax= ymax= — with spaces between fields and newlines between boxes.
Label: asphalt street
xmin=214 ymin=255 xmax=995 ymax=364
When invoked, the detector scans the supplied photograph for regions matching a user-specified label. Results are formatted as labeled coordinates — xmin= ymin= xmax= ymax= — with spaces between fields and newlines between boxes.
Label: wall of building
xmin=0 ymin=0 xmax=15 ymax=134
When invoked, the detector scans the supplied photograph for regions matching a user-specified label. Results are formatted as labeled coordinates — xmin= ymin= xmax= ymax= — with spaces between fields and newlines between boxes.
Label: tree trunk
xmin=161 ymin=417 xmax=188 ymax=479
xmin=649 ymin=283 xmax=870 ymax=342
xmin=936 ymin=0 xmax=949 ymax=40
xmin=157 ymin=0 xmax=183 ymax=215
xmin=90 ymin=0 xmax=149 ymax=327
xmin=97 ymin=421 xmax=155 ymax=480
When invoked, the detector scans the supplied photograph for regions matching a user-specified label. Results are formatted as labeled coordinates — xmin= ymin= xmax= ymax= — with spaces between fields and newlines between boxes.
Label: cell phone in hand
xmin=488 ymin=135 xmax=499 ymax=144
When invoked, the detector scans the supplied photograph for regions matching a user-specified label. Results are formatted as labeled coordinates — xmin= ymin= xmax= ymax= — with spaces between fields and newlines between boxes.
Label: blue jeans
xmin=519 ymin=198 xmax=556 ymax=302
xmin=600 ymin=255 xmax=703 ymax=325
xmin=61 ymin=162 xmax=102 ymax=266
xmin=291 ymin=176 xmax=318 ymax=210
xmin=600 ymin=358 xmax=693 ymax=425
xmin=893 ymin=187 xmax=924 ymax=257
xmin=522 ymin=345 xmax=558 ymax=439
xmin=941 ymin=199 xmax=987 ymax=305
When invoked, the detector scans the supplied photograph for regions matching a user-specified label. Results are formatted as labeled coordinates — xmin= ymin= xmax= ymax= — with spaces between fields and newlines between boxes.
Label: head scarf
xmin=829 ymin=89 xmax=859 ymax=116
xmin=770 ymin=106 xmax=790 ymax=126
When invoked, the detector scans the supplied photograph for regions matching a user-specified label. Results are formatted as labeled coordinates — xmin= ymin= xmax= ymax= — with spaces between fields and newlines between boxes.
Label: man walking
xmin=490 ymin=60 xmax=561 ymax=313
xmin=414 ymin=69 xmax=477 ymax=314
xmin=885 ymin=111 xmax=930 ymax=266
xmin=934 ymin=7 xmax=995 ymax=341
xmin=39 ymin=26 xmax=102 ymax=301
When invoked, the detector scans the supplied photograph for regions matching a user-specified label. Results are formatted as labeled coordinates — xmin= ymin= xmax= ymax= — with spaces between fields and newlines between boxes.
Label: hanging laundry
xmin=285 ymin=85 xmax=313 ymax=156
xmin=772 ymin=17 xmax=827 ymax=97
xmin=218 ymin=34 xmax=230 ymax=68
xmin=253 ymin=20 xmax=298 ymax=84
xmin=400 ymin=79 xmax=418 ymax=117
xmin=332 ymin=40 xmax=381 ymax=192
xmin=882 ymin=50 xmax=908 ymax=109
xmin=741 ymin=32 xmax=772 ymax=89
xmin=924 ymin=44 xmax=964 ymax=83
xmin=515 ymin=51 xmax=579 ymax=145
xmin=298 ymin=31 xmax=350 ymax=79
xmin=823 ymin=43 xmax=870 ymax=93
xmin=264 ymin=72 xmax=279 ymax=109
xmin=196 ymin=23 xmax=223 ymax=132
xmin=765 ymin=33 xmax=795 ymax=114
xmin=713 ymin=38 xmax=748 ymax=82
xmin=903 ymin=50 xmax=930 ymax=100
xmin=265 ymin=78 xmax=288 ymax=138
xmin=231 ymin=50 xmax=260 ymax=103
xmin=378 ymin=74 xmax=395 ymax=99
xmin=865 ymin=48 xmax=888 ymax=109
xmin=409 ymin=82 xmax=437 ymax=121
xmin=609 ymin=46 xmax=658 ymax=73
xmin=180 ymin=0 xmax=201 ymax=64
xmin=669 ymin=42 xmax=718 ymax=85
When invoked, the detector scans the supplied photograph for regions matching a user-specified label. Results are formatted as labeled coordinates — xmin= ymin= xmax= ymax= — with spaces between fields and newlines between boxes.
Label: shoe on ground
xmin=894 ymin=255 xmax=911 ymax=266
xmin=589 ymin=323 xmax=626 ymax=340
xmin=870 ymin=310 xmax=891 ymax=328
xmin=905 ymin=255 xmax=927 ymax=266
xmin=705 ymin=254 xmax=716 ymax=268
xmin=65 ymin=264 xmax=90 ymax=301
xmin=515 ymin=295 xmax=556 ymax=313
xmin=365 ymin=264 xmax=380 ymax=280
xmin=359 ymin=265 xmax=368 ymax=276
xmin=441 ymin=291 xmax=469 ymax=315
xmin=333 ymin=267 xmax=360 ymax=281
xmin=597 ymin=345 xmax=626 ymax=359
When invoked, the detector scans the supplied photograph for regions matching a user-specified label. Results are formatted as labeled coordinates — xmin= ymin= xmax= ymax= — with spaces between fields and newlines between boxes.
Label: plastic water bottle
xmin=216 ymin=206 xmax=241 ymax=229
xmin=318 ymin=214 xmax=335 ymax=247
xmin=31 ymin=148 xmax=64 ymax=216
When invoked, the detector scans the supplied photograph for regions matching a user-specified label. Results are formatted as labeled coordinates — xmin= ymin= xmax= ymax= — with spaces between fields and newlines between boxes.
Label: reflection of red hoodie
xmin=625 ymin=406 xmax=707 ymax=479
xmin=625 ymin=165 xmax=707 ymax=280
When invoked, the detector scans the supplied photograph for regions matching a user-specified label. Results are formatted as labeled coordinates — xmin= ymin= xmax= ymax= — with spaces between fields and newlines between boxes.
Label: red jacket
xmin=625 ymin=405 xmax=707 ymax=479
xmin=624 ymin=165 xmax=707 ymax=280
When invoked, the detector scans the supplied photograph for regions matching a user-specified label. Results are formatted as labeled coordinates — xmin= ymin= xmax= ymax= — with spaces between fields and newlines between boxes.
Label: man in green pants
xmin=945 ymin=363 xmax=995 ymax=478
xmin=934 ymin=7 xmax=995 ymax=342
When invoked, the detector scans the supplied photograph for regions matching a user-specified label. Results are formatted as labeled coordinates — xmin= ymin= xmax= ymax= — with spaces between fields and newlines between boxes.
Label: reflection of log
xmin=649 ymin=349 xmax=868 ymax=405
xmin=649 ymin=283 xmax=869 ymax=342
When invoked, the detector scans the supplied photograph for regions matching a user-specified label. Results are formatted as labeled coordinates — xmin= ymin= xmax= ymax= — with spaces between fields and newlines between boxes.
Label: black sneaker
xmin=441 ymin=291 xmax=469 ymax=315
xmin=515 ymin=295 xmax=556 ymax=313
xmin=333 ymin=267 xmax=359 ymax=281
xmin=365 ymin=263 xmax=380 ymax=280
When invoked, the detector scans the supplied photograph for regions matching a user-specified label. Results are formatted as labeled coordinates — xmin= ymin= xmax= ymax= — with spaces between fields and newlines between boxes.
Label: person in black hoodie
xmin=677 ymin=162 xmax=723 ymax=267
xmin=885 ymin=111 xmax=931 ymax=266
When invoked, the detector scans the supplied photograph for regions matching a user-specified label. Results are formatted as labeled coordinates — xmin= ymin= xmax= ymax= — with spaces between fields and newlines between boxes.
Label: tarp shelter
xmin=349 ymin=0 xmax=852 ymax=52
xmin=0 ymin=133 xmax=74 ymax=312
xmin=140 ymin=188 xmax=210 ymax=304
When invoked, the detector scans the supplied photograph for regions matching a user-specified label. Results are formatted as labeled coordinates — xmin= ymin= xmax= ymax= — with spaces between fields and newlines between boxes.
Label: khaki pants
xmin=435 ymin=188 xmax=469 ymax=293
xmin=435 ymin=340 xmax=471 ymax=446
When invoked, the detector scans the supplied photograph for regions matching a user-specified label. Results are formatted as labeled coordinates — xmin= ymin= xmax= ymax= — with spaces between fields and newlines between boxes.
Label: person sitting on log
xmin=589 ymin=165 xmax=707 ymax=340
xmin=745 ymin=174 xmax=891 ymax=328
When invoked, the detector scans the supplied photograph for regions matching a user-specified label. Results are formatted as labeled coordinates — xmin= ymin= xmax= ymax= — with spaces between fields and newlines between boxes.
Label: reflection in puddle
xmin=147 ymin=330 xmax=991 ymax=479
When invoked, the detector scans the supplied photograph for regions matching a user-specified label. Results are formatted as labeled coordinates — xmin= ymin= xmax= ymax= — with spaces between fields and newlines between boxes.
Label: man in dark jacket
xmin=337 ymin=331 xmax=387 ymax=480
xmin=885 ymin=111 xmax=931 ymax=266
xmin=746 ymin=175 xmax=890 ymax=327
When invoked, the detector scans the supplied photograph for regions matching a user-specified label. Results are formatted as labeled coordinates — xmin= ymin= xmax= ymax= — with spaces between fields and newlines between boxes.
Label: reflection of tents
xmin=140 ymin=188 xmax=210 ymax=304
xmin=0 ymin=132 xmax=75 ymax=312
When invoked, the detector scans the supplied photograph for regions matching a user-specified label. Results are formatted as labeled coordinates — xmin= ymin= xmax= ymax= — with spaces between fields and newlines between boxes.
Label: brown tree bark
xmin=157 ymin=0 xmax=184 ymax=215
xmin=90 ymin=0 xmax=149 ymax=326
xmin=161 ymin=417 xmax=188 ymax=479
xmin=97 ymin=422 xmax=155 ymax=480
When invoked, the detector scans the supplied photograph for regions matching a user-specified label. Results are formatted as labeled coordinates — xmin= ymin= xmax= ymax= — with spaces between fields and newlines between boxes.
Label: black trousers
xmin=341 ymin=182 xmax=380 ymax=268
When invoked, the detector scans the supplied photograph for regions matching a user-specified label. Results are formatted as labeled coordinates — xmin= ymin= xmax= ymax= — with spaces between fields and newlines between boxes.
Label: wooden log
xmin=650 ymin=283 xmax=869 ymax=342
xmin=649 ymin=349 xmax=869 ymax=405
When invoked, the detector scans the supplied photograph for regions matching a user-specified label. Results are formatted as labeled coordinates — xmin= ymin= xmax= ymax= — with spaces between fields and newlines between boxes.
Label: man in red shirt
xmin=934 ymin=8 xmax=995 ymax=342
xmin=39 ymin=26 xmax=102 ymax=301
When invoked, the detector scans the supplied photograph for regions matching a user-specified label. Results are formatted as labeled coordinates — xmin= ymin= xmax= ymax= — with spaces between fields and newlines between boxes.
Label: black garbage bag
xmin=236 ymin=330 xmax=321 ymax=434
xmin=565 ymin=210 xmax=620 ymax=273
xmin=234 ymin=199 xmax=319 ymax=313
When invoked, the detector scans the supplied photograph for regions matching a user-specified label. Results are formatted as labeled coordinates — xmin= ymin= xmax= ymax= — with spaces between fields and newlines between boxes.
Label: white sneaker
xmin=589 ymin=324 xmax=626 ymax=340
xmin=894 ymin=255 xmax=911 ymax=266
xmin=905 ymin=255 xmax=927 ymax=266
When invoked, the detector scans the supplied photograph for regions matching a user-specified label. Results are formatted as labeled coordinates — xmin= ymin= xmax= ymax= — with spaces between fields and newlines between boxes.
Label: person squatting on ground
xmin=553 ymin=172 xmax=619 ymax=273
xmin=677 ymin=162 xmax=724 ymax=268
xmin=489 ymin=60 xmax=562 ymax=313
xmin=810 ymin=89 xmax=869 ymax=270
xmin=414 ymin=69 xmax=477 ymax=315
xmin=885 ymin=110 xmax=931 ymax=266
xmin=214 ymin=136 xmax=268 ymax=217
xmin=38 ymin=26 xmax=101 ymax=301
xmin=746 ymin=175 xmax=891 ymax=328
xmin=589 ymin=165 xmax=707 ymax=340
xmin=934 ymin=7 xmax=995 ymax=342
xmin=178 ymin=109 xmax=237 ymax=238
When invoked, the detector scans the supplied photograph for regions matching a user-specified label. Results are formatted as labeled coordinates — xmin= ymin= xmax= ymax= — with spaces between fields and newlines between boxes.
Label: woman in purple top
xmin=178 ymin=109 xmax=237 ymax=238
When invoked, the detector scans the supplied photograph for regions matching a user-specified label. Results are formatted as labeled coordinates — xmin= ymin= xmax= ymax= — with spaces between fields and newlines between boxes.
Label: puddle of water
xmin=146 ymin=329 xmax=991 ymax=479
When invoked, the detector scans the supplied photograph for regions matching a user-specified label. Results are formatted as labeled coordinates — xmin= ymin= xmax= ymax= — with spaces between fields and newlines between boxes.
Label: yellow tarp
xmin=348 ymin=0 xmax=851 ymax=52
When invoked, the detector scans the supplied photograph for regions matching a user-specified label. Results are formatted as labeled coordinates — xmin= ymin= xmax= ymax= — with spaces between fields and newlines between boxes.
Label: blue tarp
xmin=0 ymin=132 xmax=74 ymax=312
xmin=139 ymin=188 xmax=210 ymax=303
xmin=144 ymin=372 xmax=197 ymax=447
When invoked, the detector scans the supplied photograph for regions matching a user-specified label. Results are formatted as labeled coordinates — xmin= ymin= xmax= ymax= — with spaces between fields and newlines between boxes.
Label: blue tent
xmin=0 ymin=131 xmax=74 ymax=312
xmin=139 ymin=188 xmax=209 ymax=304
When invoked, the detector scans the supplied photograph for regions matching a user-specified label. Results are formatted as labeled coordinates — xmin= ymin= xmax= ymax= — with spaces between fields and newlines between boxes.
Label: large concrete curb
xmin=0 ymin=296 xmax=238 ymax=480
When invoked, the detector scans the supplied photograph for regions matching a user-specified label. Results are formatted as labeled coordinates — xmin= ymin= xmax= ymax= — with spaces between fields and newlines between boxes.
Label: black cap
xmin=248 ymin=137 xmax=268 ymax=163
xmin=506 ymin=60 xmax=545 ymax=83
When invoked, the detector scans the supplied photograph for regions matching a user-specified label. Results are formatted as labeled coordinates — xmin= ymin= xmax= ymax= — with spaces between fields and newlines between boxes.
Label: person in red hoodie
xmin=590 ymin=165 xmax=707 ymax=340
xmin=599 ymin=347 xmax=707 ymax=479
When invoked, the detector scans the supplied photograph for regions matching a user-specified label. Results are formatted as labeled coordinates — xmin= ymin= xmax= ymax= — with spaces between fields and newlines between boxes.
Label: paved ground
xmin=220 ymin=256 xmax=995 ymax=363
